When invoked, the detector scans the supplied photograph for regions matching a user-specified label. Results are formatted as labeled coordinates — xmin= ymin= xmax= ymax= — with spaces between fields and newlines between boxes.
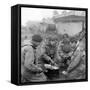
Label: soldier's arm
xmin=39 ymin=42 xmax=51 ymax=62
xmin=67 ymin=51 xmax=81 ymax=73
xmin=24 ymin=47 xmax=42 ymax=73
xmin=43 ymin=54 xmax=55 ymax=64
xmin=56 ymin=43 xmax=63 ymax=62
xmin=42 ymin=54 xmax=51 ymax=61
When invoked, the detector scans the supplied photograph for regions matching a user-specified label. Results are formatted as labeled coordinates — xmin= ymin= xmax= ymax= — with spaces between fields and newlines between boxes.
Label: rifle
xmin=70 ymin=30 xmax=85 ymax=58
xmin=59 ymin=30 xmax=85 ymax=66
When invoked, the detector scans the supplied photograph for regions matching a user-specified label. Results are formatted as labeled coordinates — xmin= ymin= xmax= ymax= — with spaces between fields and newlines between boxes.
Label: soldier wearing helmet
xmin=21 ymin=34 xmax=47 ymax=82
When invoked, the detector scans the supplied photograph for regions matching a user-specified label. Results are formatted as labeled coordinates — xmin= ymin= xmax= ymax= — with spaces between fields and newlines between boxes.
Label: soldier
xmin=21 ymin=34 xmax=47 ymax=82
xmin=56 ymin=34 xmax=74 ymax=80
xmin=62 ymin=38 xmax=86 ymax=80
xmin=57 ymin=34 xmax=72 ymax=69
xmin=38 ymin=23 xmax=58 ymax=69
xmin=44 ymin=35 xmax=58 ymax=61
xmin=38 ymin=35 xmax=59 ymax=81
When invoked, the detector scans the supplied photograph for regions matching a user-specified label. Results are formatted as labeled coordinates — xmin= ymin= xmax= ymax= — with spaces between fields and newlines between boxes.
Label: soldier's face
xmin=50 ymin=40 xmax=56 ymax=45
xmin=71 ymin=42 xmax=76 ymax=48
xmin=32 ymin=41 xmax=40 ymax=47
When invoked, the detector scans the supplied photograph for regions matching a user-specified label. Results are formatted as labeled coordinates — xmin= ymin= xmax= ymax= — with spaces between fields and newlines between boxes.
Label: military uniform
xmin=21 ymin=40 xmax=47 ymax=82
xmin=57 ymin=37 xmax=72 ymax=68
xmin=66 ymin=42 xmax=86 ymax=80
xmin=56 ymin=36 xmax=75 ymax=80
xmin=38 ymin=37 xmax=60 ymax=81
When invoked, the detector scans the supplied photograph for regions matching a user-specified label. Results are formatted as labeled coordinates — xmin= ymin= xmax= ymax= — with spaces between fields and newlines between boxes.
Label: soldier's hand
xmin=69 ymin=51 xmax=73 ymax=56
xmin=44 ymin=64 xmax=52 ymax=69
xmin=51 ymin=60 xmax=55 ymax=65
xmin=38 ymin=67 xmax=43 ymax=73
xmin=62 ymin=71 xmax=68 ymax=75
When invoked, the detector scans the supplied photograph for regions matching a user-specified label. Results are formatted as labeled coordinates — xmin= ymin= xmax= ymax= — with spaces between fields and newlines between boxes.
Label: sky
xmin=21 ymin=7 xmax=62 ymax=26
xmin=21 ymin=7 xmax=85 ymax=26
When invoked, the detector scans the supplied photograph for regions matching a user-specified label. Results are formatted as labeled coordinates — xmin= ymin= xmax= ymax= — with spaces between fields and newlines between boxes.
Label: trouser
xmin=66 ymin=54 xmax=86 ymax=80
xmin=67 ymin=64 xmax=86 ymax=80
xmin=22 ymin=68 xmax=47 ymax=82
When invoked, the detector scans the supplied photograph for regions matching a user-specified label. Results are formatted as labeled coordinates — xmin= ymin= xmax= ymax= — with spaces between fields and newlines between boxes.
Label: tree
xmin=61 ymin=10 xmax=67 ymax=16
xmin=53 ymin=10 xmax=59 ymax=16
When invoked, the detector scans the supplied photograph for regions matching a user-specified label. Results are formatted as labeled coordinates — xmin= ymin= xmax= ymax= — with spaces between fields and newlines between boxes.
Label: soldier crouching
xmin=38 ymin=35 xmax=60 ymax=81
xmin=56 ymin=34 xmax=73 ymax=80
xmin=65 ymin=41 xmax=86 ymax=80
xmin=57 ymin=37 xmax=86 ymax=80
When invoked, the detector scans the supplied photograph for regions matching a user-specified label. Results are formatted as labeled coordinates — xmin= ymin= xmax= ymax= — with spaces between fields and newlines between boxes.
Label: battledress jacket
xmin=21 ymin=42 xmax=47 ymax=82
xmin=66 ymin=45 xmax=86 ymax=80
